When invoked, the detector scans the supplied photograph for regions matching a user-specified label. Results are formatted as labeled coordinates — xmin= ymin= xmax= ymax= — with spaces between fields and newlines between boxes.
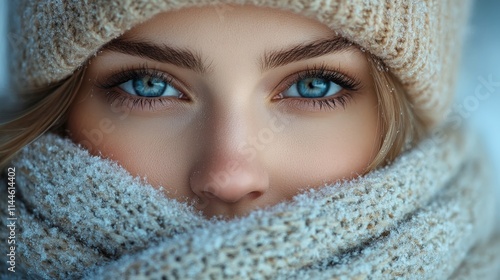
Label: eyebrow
xmin=259 ymin=36 xmax=355 ymax=71
xmin=101 ymin=36 xmax=355 ymax=74
xmin=102 ymin=38 xmax=209 ymax=73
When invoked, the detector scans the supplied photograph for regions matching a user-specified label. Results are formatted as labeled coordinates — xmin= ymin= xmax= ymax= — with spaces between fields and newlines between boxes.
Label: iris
xmin=132 ymin=76 xmax=168 ymax=97
xmin=296 ymin=78 xmax=331 ymax=98
xmin=283 ymin=76 xmax=342 ymax=99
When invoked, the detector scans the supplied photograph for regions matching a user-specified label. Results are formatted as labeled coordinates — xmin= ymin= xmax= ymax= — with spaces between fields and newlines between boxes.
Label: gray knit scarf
xmin=1 ymin=125 xmax=499 ymax=279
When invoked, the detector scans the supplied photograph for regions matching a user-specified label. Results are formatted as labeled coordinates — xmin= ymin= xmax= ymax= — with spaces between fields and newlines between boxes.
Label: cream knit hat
xmin=10 ymin=0 xmax=471 ymax=127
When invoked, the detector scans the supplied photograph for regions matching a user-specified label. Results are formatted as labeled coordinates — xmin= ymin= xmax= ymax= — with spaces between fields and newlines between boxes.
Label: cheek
xmin=266 ymin=94 xmax=380 ymax=190
xmin=65 ymin=91 xmax=196 ymax=197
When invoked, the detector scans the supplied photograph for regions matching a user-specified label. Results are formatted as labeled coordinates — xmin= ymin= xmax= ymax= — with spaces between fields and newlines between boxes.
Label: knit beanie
xmin=10 ymin=0 xmax=471 ymax=127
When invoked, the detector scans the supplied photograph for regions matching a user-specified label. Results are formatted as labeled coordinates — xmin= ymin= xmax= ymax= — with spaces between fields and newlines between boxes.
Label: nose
xmin=189 ymin=105 xmax=270 ymax=209
xmin=191 ymin=155 xmax=269 ymax=204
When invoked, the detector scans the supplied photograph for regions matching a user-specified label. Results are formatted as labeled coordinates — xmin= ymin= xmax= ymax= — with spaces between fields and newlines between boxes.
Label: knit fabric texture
xmin=10 ymin=0 xmax=470 ymax=127
xmin=1 ymin=124 xmax=499 ymax=279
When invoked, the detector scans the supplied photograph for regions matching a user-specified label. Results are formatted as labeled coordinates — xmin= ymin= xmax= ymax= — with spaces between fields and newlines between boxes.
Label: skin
xmin=66 ymin=5 xmax=380 ymax=219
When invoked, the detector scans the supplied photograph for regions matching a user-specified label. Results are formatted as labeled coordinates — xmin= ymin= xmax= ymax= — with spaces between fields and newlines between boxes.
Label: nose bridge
xmin=205 ymin=91 xmax=259 ymax=155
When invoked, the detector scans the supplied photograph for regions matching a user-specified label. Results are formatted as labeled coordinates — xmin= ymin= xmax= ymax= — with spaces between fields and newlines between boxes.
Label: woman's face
xmin=67 ymin=5 xmax=380 ymax=218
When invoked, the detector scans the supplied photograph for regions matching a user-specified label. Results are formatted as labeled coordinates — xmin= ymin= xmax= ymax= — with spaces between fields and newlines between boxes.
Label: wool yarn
xmin=1 ymin=124 xmax=499 ymax=279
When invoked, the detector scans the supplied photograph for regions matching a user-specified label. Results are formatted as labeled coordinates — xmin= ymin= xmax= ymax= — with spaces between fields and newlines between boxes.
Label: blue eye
xmin=119 ymin=76 xmax=181 ymax=98
xmin=283 ymin=77 xmax=342 ymax=98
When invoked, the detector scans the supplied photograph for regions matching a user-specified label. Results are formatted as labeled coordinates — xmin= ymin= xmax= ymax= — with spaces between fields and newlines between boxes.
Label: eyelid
xmin=271 ymin=64 xmax=361 ymax=98
xmin=104 ymin=90 xmax=188 ymax=112
xmin=274 ymin=93 xmax=355 ymax=112
xmin=93 ymin=65 xmax=193 ymax=112
xmin=94 ymin=65 xmax=191 ymax=97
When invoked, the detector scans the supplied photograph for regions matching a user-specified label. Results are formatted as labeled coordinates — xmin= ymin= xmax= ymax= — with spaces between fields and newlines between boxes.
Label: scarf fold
xmin=1 ymin=125 xmax=499 ymax=279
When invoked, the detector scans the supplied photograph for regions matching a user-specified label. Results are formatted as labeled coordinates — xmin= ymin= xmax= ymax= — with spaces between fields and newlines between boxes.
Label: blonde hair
xmin=366 ymin=54 xmax=425 ymax=170
xmin=0 ymin=58 xmax=424 ymax=171
xmin=0 ymin=68 xmax=85 ymax=167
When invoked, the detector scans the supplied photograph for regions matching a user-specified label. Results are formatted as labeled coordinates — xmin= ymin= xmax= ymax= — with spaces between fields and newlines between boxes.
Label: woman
xmin=1 ymin=0 xmax=498 ymax=279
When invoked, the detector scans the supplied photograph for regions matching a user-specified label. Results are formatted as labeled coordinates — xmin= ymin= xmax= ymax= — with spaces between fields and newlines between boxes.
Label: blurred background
xmin=0 ymin=1 xmax=499 ymax=224
xmin=455 ymin=0 xmax=500 ymax=227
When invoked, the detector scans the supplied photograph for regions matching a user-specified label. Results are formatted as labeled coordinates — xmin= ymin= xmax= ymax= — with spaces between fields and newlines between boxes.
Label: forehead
xmin=121 ymin=5 xmax=335 ymax=51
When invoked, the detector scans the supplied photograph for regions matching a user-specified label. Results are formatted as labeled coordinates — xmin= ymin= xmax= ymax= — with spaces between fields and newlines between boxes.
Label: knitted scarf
xmin=1 ymin=125 xmax=499 ymax=279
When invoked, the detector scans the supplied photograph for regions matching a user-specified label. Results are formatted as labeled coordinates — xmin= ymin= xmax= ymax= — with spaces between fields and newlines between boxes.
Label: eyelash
xmin=95 ymin=64 xmax=361 ymax=111
xmin=274 ymin=64 xmax=360 ymax=111
xmin=96 ymin=66 xmax=187 ymax=110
